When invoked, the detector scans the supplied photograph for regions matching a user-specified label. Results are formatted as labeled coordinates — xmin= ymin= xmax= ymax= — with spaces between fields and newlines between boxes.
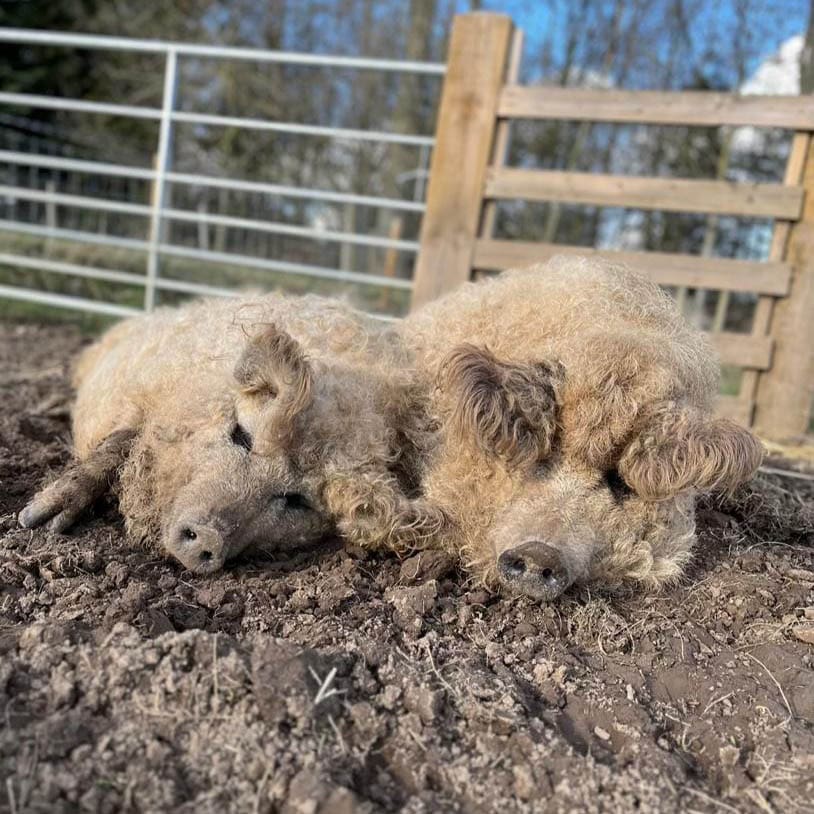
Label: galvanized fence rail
xmin=0 ymin=27 xmax=444 ymax=317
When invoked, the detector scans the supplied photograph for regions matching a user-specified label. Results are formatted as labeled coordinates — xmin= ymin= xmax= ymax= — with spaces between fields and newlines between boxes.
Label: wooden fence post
xmin=753 ymin=139 xmax=814 ymax=439
xmin=410 ymin=12 xmax=513 ymax=310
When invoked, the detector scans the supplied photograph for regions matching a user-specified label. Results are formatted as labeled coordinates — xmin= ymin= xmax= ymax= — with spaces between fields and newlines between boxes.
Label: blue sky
xmin=461 ymin=0 xmax=809 ymax=90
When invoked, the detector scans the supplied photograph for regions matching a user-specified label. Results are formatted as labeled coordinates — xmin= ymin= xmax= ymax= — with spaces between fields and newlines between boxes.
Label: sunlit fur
xmin=399 ymin=257 xmax=764 ymax=594
xmin=440 ymin=345 xmax=564 ymax=468
xmin=63 ymin=293 xmax=443 ymax=566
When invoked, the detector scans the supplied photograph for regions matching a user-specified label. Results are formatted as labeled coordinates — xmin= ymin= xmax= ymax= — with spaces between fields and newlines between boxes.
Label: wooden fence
xmin=411 ymin=12 xmax=814 ymax=440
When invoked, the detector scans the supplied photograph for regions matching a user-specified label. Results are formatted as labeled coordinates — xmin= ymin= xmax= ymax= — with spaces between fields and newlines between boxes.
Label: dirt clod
xmin=398 ymin=550 xmax=455 ymax=584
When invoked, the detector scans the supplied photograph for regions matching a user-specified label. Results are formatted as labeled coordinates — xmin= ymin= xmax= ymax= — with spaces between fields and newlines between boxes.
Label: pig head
xmin=433 ymin=344 xmax=764 ymax=600
xmin=125 ymin=324 xmax=443 ymax=573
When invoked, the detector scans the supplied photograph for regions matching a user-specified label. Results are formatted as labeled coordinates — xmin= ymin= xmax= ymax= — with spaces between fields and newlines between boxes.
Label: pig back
xmin=400 ymin=256 xmax=718 ymax=413
xmin=71 ymin=293 xmax=394 ymax=457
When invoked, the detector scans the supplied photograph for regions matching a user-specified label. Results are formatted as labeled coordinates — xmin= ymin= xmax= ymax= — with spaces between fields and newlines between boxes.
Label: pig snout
xmin=497 ymin=540 xmax=571 ymax=601
xmin=170 ymin=521 xmax=228 ymax=574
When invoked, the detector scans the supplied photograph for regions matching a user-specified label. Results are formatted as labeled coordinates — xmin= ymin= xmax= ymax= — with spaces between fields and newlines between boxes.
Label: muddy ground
xmin=1 ymin=321 xmax=814 ymax=814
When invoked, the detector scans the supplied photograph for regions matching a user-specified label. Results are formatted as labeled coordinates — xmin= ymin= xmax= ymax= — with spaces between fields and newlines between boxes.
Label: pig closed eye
xmin=604 ymin=468 xmax=633 ymax=501
xmin=283 ymin=493 xmax=310 ymax=511
xmin=230 ymin=423 xmax=253 ymax=451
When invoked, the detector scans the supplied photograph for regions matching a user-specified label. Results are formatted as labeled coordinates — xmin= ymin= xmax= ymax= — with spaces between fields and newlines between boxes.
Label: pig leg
xmin=19 ymin=428 xmax=137 ymax=532
xmin=326 ymin=474 xmax=447 ymax=552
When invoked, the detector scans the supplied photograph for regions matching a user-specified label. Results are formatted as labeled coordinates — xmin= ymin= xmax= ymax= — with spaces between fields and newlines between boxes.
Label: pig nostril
xmin=499 ymin=553 xmax=527 ymax=579
xmin=181 ymin=527 xmax=197 ymax=541
xmin=199 ymin=550 xmax=213 ymax=562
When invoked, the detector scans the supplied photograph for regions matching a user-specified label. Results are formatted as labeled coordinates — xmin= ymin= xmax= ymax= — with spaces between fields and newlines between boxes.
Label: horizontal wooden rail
xmin=485 ymin=168 xmax=803 ymax=219
xmin=712 ymin=333 xmax=772 ymax=369
xmin=498 ymin=86 xmax=814 ymax=130
xmin=472 ymin=240 xmax=792 ymax=295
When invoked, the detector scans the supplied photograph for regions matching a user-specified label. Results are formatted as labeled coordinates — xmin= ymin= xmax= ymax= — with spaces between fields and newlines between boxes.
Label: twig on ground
xmin=744 ymin=651 xmax=794 ymax=722
xmin=682 ymin=786 xmax=741 ymax=813
xmin=311 ymin=666 xmax=343 ymax=706
xmin=759 ymin=466 xmax=814 ymax=482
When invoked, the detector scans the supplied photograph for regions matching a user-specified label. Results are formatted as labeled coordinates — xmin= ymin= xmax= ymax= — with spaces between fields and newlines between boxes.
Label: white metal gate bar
xmin=0 ymin=219 xmax=151 ymax=251
xmin=0 ymin=27 xmax=442 ymax=317
xmin=0 ymin=150 xmax=428 ymax=211
xmin=0 ymin=250 xmax=404 ymax=320
xmin=144 ymin=48 xmax=177 ymax=310
xmin=159 ymin=244 xmax=415 ymax=289
xmin=0 ymin=250 xmax=251 ymax=299
xmin=170 ymin=111 xmax=436 ymax=146
xmin=0 ymin=91 xmax=162 ymax=119
xmin=0 ymin=28 xmax=447 ymax=74
xmin=0 ymin=182 xmax=420 ymax=250
xmin=0 ymin=221 xmax=415 ymax=289
xmin=163 ymin=173 xmax=428 ymax=211
xmin=0 ymin=150 xmax=157 ymax=179
xmin=0 ymin=184 xmax=153 ymax=215
xmin=0 ymin=94 xmax=436 ymax=147
xmin=0 ymin=283 xmax=141 ymax=317
xmin=162 ymin=209 xmax=420 ymax=251
xmin=0 ymin=252 xmax=146 ymax=286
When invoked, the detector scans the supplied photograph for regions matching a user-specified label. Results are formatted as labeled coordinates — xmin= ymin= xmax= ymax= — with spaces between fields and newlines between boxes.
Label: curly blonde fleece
xmin=441 ymin=344 xmax=564 ymax=469
xmin=323 ymin=470 xmax=445 ymax=553
xmin=234 ymin=325 xmax=313 ymax=450
xmin=67 ymin=291 xmax=437 ymax=558
xmin=399 ymin=256 xmax=764 ymax=592
xmin=619 ymin=403 xmax=765 ymax=499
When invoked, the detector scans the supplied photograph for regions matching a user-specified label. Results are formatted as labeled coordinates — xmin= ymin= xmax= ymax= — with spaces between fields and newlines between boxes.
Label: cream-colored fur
xmin=22 ymin=293 xmax=441 ymax=572
xmin=399 ymin=257 xmax=764 ymax=595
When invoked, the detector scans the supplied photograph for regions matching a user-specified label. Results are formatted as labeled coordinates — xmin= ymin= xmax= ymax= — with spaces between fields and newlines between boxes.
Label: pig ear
xmin=323 ymin=472 xmax=446 ymax=552
xmin=440 ymin=344 xmax=564 ymax=467
xmin=234 ymin=325 xmax=312 ymax=422
xmin=617 ymin=404 xmax=764 ymax=499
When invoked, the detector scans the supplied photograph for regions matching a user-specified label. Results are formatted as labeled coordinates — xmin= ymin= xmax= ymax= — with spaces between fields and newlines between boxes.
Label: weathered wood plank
xmin=713 ymin=333 xmax=773 ymax=370
xmin=480 ymin=28 xmax=524 ymax=240
xmin=485 ymin=168 xmax=803 ymax=219
xmin=410 ymin=13 xmax=513 ymax=309
xmin=498 ymin=86 xmax=814 ymax=130
xmin=741 ymin=133 xmax=809 ymax=428
xmin=754 ymin=137 xmax=814 ymax=437
xmin=472 ymin=240 xmax=792 ymax=295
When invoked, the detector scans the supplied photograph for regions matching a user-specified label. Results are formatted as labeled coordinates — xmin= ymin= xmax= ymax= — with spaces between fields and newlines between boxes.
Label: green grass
xmin=719 ymin=364 xmax=742 ymax=397
xmin=0 ymin=298 xmax=118 ymax=334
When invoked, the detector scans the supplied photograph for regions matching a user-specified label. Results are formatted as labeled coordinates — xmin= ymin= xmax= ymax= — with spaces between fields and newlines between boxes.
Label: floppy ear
xmin=323 ymin=471 xmax=446 ymax=553
xmin=618 ymin=403 xmax=764 ymax=499
xmin=234 ymin=325 xmax=312 ymax=445
xmin=440 ymin=344 xmax=564 ymax=467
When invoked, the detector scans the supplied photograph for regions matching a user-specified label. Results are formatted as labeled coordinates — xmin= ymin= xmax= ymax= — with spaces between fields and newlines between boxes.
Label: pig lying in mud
xmin=20 ymin=294 xmax=441 ymax=573
xmin=399 ymin=257 xmax=764 ymax=601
